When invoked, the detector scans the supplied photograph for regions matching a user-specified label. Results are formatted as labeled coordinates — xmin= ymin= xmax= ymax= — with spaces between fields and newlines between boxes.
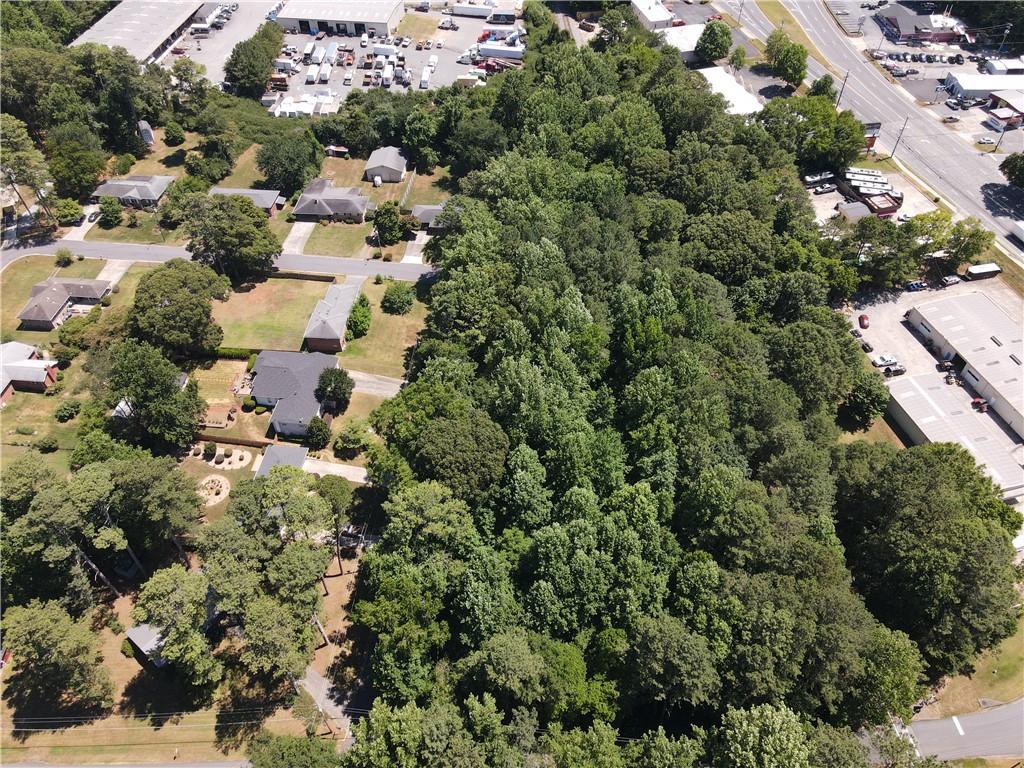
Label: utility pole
xmin=874 ymin=33 xmax=885 ymax=54
xmin=737 ymin=0 xmax=746 ymax=27
xmin=994 ymin=118 xmax=1009 ymax=152
xmin=891 ymin=116 xmax=910 ymax=159
xmin=999 ymin=24 xmax=1012 ymax=54
xmin=836 ymin=71 xmax=850 ymax=108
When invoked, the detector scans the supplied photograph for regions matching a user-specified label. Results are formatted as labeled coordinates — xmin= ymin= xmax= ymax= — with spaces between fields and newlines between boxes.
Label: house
xmin=875 ymin=6 xmax=970 ymax=44
xmin=696 ymin=66 xmax=763 ymax=115
xmin=126 ymin=623 xmax=168 ymax=667
xmin=17 ymin=278 xmax=111 ymax=331
xmin=255 ymin=444 xmax=309 ymax=478
xmin=138 ymin=120 xmax=155 ymax=146
xmin=209 ymin=187 xmax=285 ymax=216
xmin=293 ymin=179 xmax=371 ymax=222
xmin=411 ymin=204 xmax=445 ymax=231
xmin=631 ymin=0 xmax=673 ymax=30
xmin=304 ymin=279 xmax=366 ymax=352
xmin=364 ymin=146 xmax=407 ymax=183
xmin=1 ymin=342 xmax=58 ymax=405
xmin=250 ymin=351 xmax=338 ymax=437
xmin=92 ymin=175 xmax=174 ymax=208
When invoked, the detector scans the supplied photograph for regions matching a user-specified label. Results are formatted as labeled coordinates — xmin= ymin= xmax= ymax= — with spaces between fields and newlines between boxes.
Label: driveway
xmin=94 ymin=259 xmax=134 ymax=287
xmin=348 ymin=369 xmax=403 ymax=397
xmin=282 ymin=221 xmax=316 ymax=254
xmin=60 ymin=205 xmax=99 ymax=242
xmin=402 ymin=231 xmax=428 ymax=264
xmin=911 ymin=698 xmax=1024 ymax=760
xmin=301 ymin=458 xmax=367 ymax=484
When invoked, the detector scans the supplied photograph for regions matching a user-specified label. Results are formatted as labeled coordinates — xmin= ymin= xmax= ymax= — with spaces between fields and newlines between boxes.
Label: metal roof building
xmin=255 ymin=445 xmax=310 ymax=478
xmin=944 ymin=72 xmax=1024 ymax=99
xmin=275 ymin=0 xmax=404 ymax=36
xmin=660 ymin=24 xmax=705 ymax=63
xmin=631 ymin=0 xmax=673 ymax=30
xmin=73 ymin=0 xmax=204 ymax=63
xmin=304 ymin=278 xmax=366 ymax=352
xmin=697 ymin=66 xmax=763 ymax=115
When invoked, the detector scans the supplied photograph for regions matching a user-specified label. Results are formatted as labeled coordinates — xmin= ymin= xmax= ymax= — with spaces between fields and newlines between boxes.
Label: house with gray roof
xmin=364 ymin=146 xmax=407 ymax=183
xmin=250 ymin=351 xmax=337 ymax=437
xmin=126 ymin=623 xmax=168 ymax=667
xmin=293 ymin=179 xmax=370 ymax=222
xmin=1 ymin=342 xmax=57 ymax=405
xmin=209 ymin=187 xmax=285 ymax=216
xmin=17 ymin=278 xmax=111 ymax=331
xmin=92 ymin=175 xmax=175 ymax=208
xmin=304 ymin=278 xmax=365 ymax=352
xmin=411 ymin=204 xmax=445 ymax=231
xmin=255 ymin=444 xmax=310 ymax=478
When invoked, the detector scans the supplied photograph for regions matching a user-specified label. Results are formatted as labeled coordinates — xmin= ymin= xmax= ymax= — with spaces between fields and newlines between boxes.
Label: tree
xmin=98 ymin=196 xmax=123 ymax=228
xmin=839 ymin=368 xmax=889 ymax=430
xmin=224 ymin=22 xmax=283 ymax=98
xmin=711 ymin=704 xmax=810 ymax=768
xmin=374 ymin=201 xmax=405 ymax=246
xmin=695 ymin=20 xmax=732 ymax=63
xmin=184 ymin=194 xmax=280 ymax=283
xmin=240 ymin=594 xmax=311 ymax=680
xmin=728 ymin=46 xmax=747 ymax=71
xmin=808 ymin=74 xmax=837 ymax=100
xmin=807 ymin=725 xmax=869 ymax=768
xmin=765 ymin=29 xmax=791 ymax=68
xmin=248 ymin=733 xmax=341 ymax=768
xmin=256 ymin=129 xmax=324 ymax=195
xmin=943 ymin=218 xmax=994 ymax=270
xmin=164 ymin=121 xmax=185 ymax=146
xmin=380 ymin=280 xmax=415 ymax=315
xmin=775 ymin=43 xmax=809 ymax=88
xmin=3 ymin=601 xmax=113 ymax=710
xmin=347 ymin=293 xmax=371 ymax=339
xmin=316 ymin=367 xmax=355 ymax=410
xmin=53 ymin=197 xmax=83 ymax=225
xmin=412 ymin=409 xmax=509 ymax=506
xmin=0 ymin=114 xmax=51 ymax=218
xmin=128 ymin=259 xmax=229 ymax=358
xmin=765 ymin=321 xmax=857 ymax=413
xmin=158 ymin=174 xmax=210 ymax=228
xmin=628 ymin=614 xmax=721 ymax=711
xmin=305 ymin=416 xmax=331 ymax=450
xmin=45 ymin=122 xmax=108 ymax=200
xmin=999 ymin=152 xmax=1024 ymax=187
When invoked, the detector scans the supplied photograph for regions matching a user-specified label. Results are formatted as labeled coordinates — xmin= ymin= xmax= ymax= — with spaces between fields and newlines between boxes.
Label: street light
xmin=999 ymin=24 xmax=1012 ymax=54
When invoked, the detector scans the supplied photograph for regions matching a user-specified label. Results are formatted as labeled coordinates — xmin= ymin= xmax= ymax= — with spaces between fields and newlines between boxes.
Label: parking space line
xmin=952 ymin=716 xmax=964 ymax=736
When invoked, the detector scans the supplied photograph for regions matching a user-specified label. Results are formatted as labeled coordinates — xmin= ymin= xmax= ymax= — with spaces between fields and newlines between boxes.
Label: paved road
xmin=714 ymin=0 xmax=1024 ymax=265
xmin=1 ymin=239 xmax=434 ymax=281
xmin=348 ymin=369 xmax=403 ymax=398
xmin=910 ymin=698 xmax=1024 ymax=760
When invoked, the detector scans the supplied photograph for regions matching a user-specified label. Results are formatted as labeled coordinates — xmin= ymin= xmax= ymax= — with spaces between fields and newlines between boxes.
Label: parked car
xmin=893 ymin=68 xmax=907 ymax=77
xmin=88 ymin=211 xmax=100 ymax=222
xmin=858 ymin=314 xmax=870 ymax=329
xmin=873 ymin=51 xmax=886 ymax=59
xmin=906 ymin=67 xmax=919 ymax=75
xmin=944 ymin=98 xmax=960 ymax=109
xmin=943 ymin=115 xmax=960 ymax=123
xmin=898 ymin=213 xmax=912 ymax=222
xmin=72 ymin=214 xmax=86 ymax=226
xmin=941 ymin=275 xmax=961 ymax=286
xmin=905 ymin=280 xmax=926 ymax=291
xmin=872 ymin=354 xmax=898 ymax=367
xmin=954 ymin=53 xmax=964 ymax=64
xmin=850 ymin=328 xmax=863 ymax=338
xmin=911 ymin=53 xmax=921 ymax=62
xmin=425 ymin=40 xmax=432 ymax=49
xmin=884 ymin=364 xmax=907 ymax=377
xmin=861 ymin=341 xmax=874 ymax=353
xmin=978 ymin=137 xmax=996 ymax=145
xmin=813 ymin=183 xmax=837 ymax=194
xmin=902 ymin=52 xmax=911 ymax=61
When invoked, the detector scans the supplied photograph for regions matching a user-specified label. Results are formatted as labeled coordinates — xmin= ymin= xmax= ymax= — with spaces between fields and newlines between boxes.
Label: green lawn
xmin=403 ymin=166 xmax=451 ymax=209
xmin=106 ymin=263 xmax=159 ymax=310
xmin=1 ymin=255 xmax=104 ymax=345
xmin=304 ymin=221 xmax=373 ymax=257
xmin=85 ymin=210 xmax=186 ymax=245
xmin=219 ymin=144 xmax=264 ymax=189
xmin=338 ymin=279 xmax=426 ymax=378
xmin=128 ymin=128 xmax=200 ymax=178
xmin=212 ymin=278 xmax=331 ymax=351
xmin=268 ymin=204 xmax=294 ymax=246
xmin=321 ymin=156 xmax=413 ymax=205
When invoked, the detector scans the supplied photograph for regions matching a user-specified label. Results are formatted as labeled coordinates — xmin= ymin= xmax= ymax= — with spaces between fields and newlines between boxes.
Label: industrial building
xmin=903 ymin=292 xmax=1023 ymax=439
xmin=944 ymin=72 xmax=1024 ymax=99
xmin=73 ymin=0 xmax=204 ymax=63
xmin=275 ymin=0 xmax=404 ymax=37
xmin=631 ymin=0 xmax=673 ymax=30
xmin=697 ymin=66 xmax=763 ymax=115
xmin=660 ymin=24 xmax=705 ymax=64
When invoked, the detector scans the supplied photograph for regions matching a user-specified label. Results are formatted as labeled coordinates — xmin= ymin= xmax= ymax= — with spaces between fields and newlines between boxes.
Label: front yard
xmin=211 ymin=278 xmax=331 ymax=351
xmin=85 ymin=210 xmax=187 ymax=246
xmin=127 ymin=128 xmax=200 ymax=178
xmin=303 ymin=221 xmax=373 ymax=258
xmin=1 ymin=256 xmax=105 ymax=345
xmin=338 ymin=279 xmax=426 ymax=378
xmin=218 ymin=144 xmax=264 ymax=189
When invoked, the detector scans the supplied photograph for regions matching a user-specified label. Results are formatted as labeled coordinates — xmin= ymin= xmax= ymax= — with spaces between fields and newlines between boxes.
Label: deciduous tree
xmin=184 ymin=194 xmax=280 ymax=283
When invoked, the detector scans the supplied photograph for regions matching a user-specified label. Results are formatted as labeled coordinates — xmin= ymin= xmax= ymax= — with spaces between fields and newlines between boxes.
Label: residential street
xmin=713 ymin=0 xmax=1024 ymax=265
xmin=0 ymin=239 xmax=434 ymax=281
xmin=910 ymin=698 xmax=1024 ymax=760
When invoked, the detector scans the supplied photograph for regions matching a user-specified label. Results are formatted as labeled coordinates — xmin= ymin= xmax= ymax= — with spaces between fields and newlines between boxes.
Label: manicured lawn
xmin=334 ymin=391 xmax=386 ymax=428
xmin=321 ymin=156 xmax=413 ymax=205
xmin=192 ymin=359 xmax=248 ymax=406
xmin=128 ymin=128 xmax=200 ymax=178
xmin=212 ymin=278 xmax=331 ymax=351
xmin=85 ymin=210 xmax=186 ymax=245
xmin=403 ymin=166 xmax=450 ymax=209
xmin=219 ymin=144 xmax=265 ymax=189
xmin=338 ymin=279 xmax=426 ymax=378
xmin=304 ymin=221 xmax=373 ymax=257
xmin=1 ymin=255 xmax=104 ymax=344
xmin=268 ymin=204 xmax=294 ymax=246
xmin=106 ymin=263 xmax=158 ymax=310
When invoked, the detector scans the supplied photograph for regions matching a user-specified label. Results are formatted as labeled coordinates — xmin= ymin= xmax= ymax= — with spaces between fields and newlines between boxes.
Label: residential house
xmin=293 ymin=179 xmax=371 ymax=222
xmin=364 ymin=146 xmax=407 ymax=183
xmin=250 ymin=350 xmax=338 ymax=437
xmin=92 ymin=175 xmax=175 ymax=208
xmin=209 ymin=187 xmax=285 ymax=216
xmin=255 ymin=444 xmax=310 ymax=477
xmin=17 ymin=278 xmax=111 ymax=331
xmin=304 ymin=279 xmax=365 ymax=352
xmin=138 ymin=120 xmax=155 ymax=146
xmin=410 ymin=204 xmax=445 ymax=231
xmin=1 ymin=342 xmax=58 ymax=405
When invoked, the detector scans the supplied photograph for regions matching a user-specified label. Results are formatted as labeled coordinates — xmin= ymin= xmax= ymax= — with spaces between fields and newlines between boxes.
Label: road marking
xmin=952 ymin=716 xmax=965 ymax=736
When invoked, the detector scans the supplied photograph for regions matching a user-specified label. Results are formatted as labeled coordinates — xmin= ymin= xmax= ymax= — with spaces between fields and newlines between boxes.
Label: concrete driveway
xmin=282 ymin=221 xmax=316 ymax=253
xmin=302 ymin=458 xmax=367 ymax=484
xmin=61 ymin=205 xmax=99 ymax=242
xmin=348 ymin=369 xmax=402 ymax=397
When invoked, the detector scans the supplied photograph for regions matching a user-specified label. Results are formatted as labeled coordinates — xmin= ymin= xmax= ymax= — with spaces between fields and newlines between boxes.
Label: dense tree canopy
xmin=184 ymin=194 xmax=280 ymax=283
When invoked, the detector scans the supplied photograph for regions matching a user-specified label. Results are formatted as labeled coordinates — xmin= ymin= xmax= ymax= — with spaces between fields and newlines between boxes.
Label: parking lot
xmin=808 ymin=167 xmax=937 ymax=225
xmin=163 ymin=1 xmax=277 ymax=84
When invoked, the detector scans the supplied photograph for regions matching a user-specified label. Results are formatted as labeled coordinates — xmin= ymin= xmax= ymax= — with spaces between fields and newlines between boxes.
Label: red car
xmin=858 ymin=314 xmax=870 ymax=329
xmin=671 ymin=17 xmax=686 ymax=25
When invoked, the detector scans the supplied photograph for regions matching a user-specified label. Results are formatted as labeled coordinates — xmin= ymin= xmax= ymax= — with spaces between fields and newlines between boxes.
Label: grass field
xmin=127 ymin=128 xmax=200 ymax=178
xmin=396 ymin=13 xmax=439 ymax=41
xmin=403 ymin=166 xmax=451 ymax=209
xmin=268 ymin=205 xmax=294 ymax=246
xmin=106 ymin=264 xmax=158 ymax=310
xmin=838 ymin=414 xmax=907 ymax=449
xmin=948 ymin=760 xmax=1023 ymax=768
xmin=212 ymin=279 xmax=330 ymax=351
xmin=1 ymin=256 xmax=105 ymax=344
xmin=85 ymin=210 xmax=186 ymax=246
xmin=338 ymin=279 xmax=426 ymax=378
xmin=304 ymin=222 xmax=373 ymax=258
xmin=218 ymin=144 xmax=265 ymax=189
xmin=320 ymin=157 xmax=413 ymax=205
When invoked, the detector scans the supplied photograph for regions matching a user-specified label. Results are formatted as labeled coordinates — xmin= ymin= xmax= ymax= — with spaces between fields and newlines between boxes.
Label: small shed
xmin=126 ymin=623 xmax=167 ymax=667
xmin=839 ymin=201 xmax=871 ymax=223
xmin=364 ymin=146 xmax=407 ymax=183
xmin=255 ymin=444 xmax=309 ymax=477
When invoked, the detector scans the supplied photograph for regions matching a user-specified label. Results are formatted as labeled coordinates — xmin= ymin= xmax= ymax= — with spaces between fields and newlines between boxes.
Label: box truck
xmin=420 ymin=65 xmax=431 ymax=88
xmin=428 ymin=54 xmax=438 ymax=71
xmin=373 ymin=43 xmax=397 ymax=57
xmin=965 ymin=262 xmax=1002 ymax=280
xmin=305 ymin=65 xmax=317 ymax=83
xmin=303 ymin=41 xmax=315 ymax=61
xmin=452 ymin=2 xmax=493 ymax=17
xmin=382 ymin=64 xmax=394 ymax=87
xmin=318 ymin=62 xmax=332 ymax=82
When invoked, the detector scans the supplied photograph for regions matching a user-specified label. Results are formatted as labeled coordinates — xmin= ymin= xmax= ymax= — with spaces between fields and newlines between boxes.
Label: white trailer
xmin=382 ymin=64 xmax=394 ymax=87
xmin=373 ymin=43 xmax=398 ymax=57
xmin=478 ymin=41 xmax=525 ymax=59
xmin=420 ymin=65 xmax=431 ymax=89
xmin=305 ymin=65 xmax=317 ymax=83
xmin=326 ymin=42 xmax=340 ymax=63
xmin=452 ymin=2 xmax=493 ymax=17
xmin=966 ymin=262 xmax=1002 ymax=280
xmin=311 ymin=46 xmax=326 ymax=64
xmin=302 ymin=41 xmax=315 ymax=60
xmin=1011 ymin=220 xmax=1024 ymax=244
xmin=318 ymin=62 xmax=332 ymax=82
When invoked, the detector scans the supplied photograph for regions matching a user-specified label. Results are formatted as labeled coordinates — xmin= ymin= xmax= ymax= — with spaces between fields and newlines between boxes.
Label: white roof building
xmin=660 ymin=23 xmax=705 ymax=62
xmin=697 ymin=66 xmax=763 ymax=115
xmin=73 ymin=0 xmax=204 ymax=63
xmin=275 ymin=0 xmax=404 ymax=36
xmin=944 ymin=72 xmax=1024 ymax=99
xmin=631 ymin=0 xmax=673 ymax=30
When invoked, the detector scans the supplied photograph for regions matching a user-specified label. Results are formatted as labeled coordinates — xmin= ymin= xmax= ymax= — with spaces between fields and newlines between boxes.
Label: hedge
xmin=217 ymin=346 xmax=260 ymax=360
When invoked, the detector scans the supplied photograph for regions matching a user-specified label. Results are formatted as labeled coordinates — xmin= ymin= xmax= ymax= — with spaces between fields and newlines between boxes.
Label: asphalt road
xmin=0 ymin=239 xmax=434 ymax=282
xmin=911 ymin=698 xmax=1024 ymax=760
xmin=714 ymin=0 xmax=1024 ymax=264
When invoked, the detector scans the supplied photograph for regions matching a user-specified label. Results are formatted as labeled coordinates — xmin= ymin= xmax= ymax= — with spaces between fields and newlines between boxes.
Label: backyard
xmin=1 ymin=256 xmax=105 ymax=344
xmin=338 ymin=279 xmax=426 ymax=379
xmin=211 ymin=278 xmax=331 ymax=351
xmin=320 ymin=156 xmax=412 ymax=205
xmin=218 ymin=144 xmax=265 ymax=189
xmin=404 ymin=166 xmax=451 ymax=208
xmin=127 ymin=128 xmax=200 ymax=178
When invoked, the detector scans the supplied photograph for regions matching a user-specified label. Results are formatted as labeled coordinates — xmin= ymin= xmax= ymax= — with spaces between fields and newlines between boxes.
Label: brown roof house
xmin=209 ymin=187 xmax=286 ymax=216
xmin=293 ymin=179 xmax=371 ymax=222
xmin=18 ymin=278 xmax=111 ymax=331
xmin=303 ymin=278 xmax=366 ymax=352
xmin=1 ymin=342 xmax=58 ymax=405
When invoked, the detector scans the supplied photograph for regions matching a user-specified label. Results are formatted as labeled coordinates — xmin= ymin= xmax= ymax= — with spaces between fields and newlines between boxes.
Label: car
xmin=343 ymin=70 xmax=352 ymax=84
xmin=893 ymin=68 xmax=907 ymax=77
xmin=401 ymin=36 xmax=411 ymax=47
xmin=425 ymin=40 xmax=432 ymax=49
xmin=910 ymin=53 xmax=921 ymax=62
xmin=872 ymin=354 xmax=898 ymax=367
xmin=944 ymin=98 xmax=960 ymax=109
xmin=954 ymin=53 xmax=964 ymax=64
xmin=902 ymin=52 xmax=911 ymax=61
xmin=897 ymin=213 xmax=912 ymax=222
xmin=905 ymin=280 xmax=926 ymax=291
xmin=672 ymin=17 xmax=686 ymax=25
xmin=858 ymin=314 xmax=870 ymax=329
xmin=906 ymin=67 xmax=919 ymax=75
xmin=941 ymin=275 xmax=961 ymax=286
xmin=850 ymin=328 xmax=863 ymax=338
xmin=873 ymin=51 xmax=886 ymax=60
xmin=88 ymin=211 xmax=100 ymax=222
xmin=416 ymin=40 xmax=424 ymax=49
xmin=883 ymin=365 xmax=907 ymax=377
xmin=943 ymin=115 xmax=960 ymax=123
xmin=72 ymin=214 xmax=86 ymax=226
xmin=171 ymin=46 xmax=187 ymax=54
xmin=436 ymin=39 xmax=444 ymax=48
xmin=978 ymin=137 xmax=996 ymax=145
xmin=836 ymin=9 xmax=850 ymax=15
xmin=889 ymin=52 xmax=899 ymax=60
xmin=861 ymin=341 xmax=874 ymax=353
xmin=813 ymin=183 xmax=837 ymax=195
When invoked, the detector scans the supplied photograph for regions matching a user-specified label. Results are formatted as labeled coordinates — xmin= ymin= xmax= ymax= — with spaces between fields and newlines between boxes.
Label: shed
xmin=364 ymin=146 xmax=407 ymax=183
xmin=126 ymin=623 xmax=168 ymax=667
xmin=255 ymin=444 xmax=310 ymax=477
xmin=838 ymin=201 xmax=871 ymax=222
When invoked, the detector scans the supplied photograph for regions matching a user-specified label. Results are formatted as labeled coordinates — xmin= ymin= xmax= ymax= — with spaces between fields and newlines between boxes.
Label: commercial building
xmin=985 ymin=57 xmax=1024 ymax=76
xmin=275 ymin=0 xmax=404 ymax=37
xmin=697 ymin=66 xmax=763 ymax=115
xmin=73 ymin=0 xmax=204 ymax=63
xmin=631 ymin=0 xmax=673 ymax=30
xmin=660 ymin=24 xmax=705 ymax=64
xmin=944 ymin=73 xmax=1024 ymax=99
xmin=904 ymin=292 xmax=1023 ymax=439
xmin=875 ymin=6 xmax=971 ymax=44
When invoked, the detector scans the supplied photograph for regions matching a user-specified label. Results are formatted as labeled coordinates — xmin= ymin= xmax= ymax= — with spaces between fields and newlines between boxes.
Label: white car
xmin=402 ymin=36 xmax=412 ymax=47
xmin=978 ymin=137 xmax=996 ymax=145
xmin=941 ymin=275 xmax=961 ymax=286
xmin=872 ymin=354 xmax=898 ymax=368
xmin=897 ymin=213 xmax=912 ymax=222
xmin=436 ymin=39 xmax=444 ymax=48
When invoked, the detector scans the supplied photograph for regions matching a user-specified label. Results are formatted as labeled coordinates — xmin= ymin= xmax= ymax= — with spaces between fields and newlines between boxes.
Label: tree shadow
xmin=758 ymin=83 xmax=792 ymax=100
xmin=161 ymin=149 xmax=187 ymax=169
xmin=3 ymin=669 xmax=111 ymax=741
xmin=118 ymin=663 xmax=209 ymax=728
xmin=213 ymin=659 xmax=294 ymax=752
xmin=980 ymin=181 xmax=1024 ymax=219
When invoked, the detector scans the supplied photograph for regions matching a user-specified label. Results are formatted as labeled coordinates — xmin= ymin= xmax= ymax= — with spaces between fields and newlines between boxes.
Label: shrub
xmin=192 ymin=445 xmax=202 ymax=456
xmin=381 ymin=281 xmax=414 ymax=315
xmin=52 ymin=344 xmax=80 ymax=368
xmin=254 ymin=405 xmax=267 ymax=414
xmin=214 ymin=454 xmax=224 ymax=465
xmin=126 ymin=211 xmax=139 ymax=228
xmin=203 ymin=441 xmax=217 ymax=460
xmin=55 ymin=371 xmax=65 ymax=381
xmin=15 ymin=425 xmax=35 ymax=436
xmin=100 ymin=295 xmax=112 ymax=307
xmin=242 ymin=395 xmax=256 ymax=411
xmin=54 ymin=248 xmax=75 ymax=267
xmin=217 ymin=347 xmax=254 ymax=360
xmin=346 ymin=293 xmax=371 ymax=339
xmin=333 ymin=421 xmax=368 ymax=459
xmin=112 ymin=284 xmax=120 ymax=294
xmin=76 ymin=254 xmax=84 ymax=261
xmin=121 ymin=638 xmax=135 ymax=658
xmin=164 ymin=121 xmax=185 ymax=146
xmin=374 ymin=273 xmax=385 ymax=285
xmin=113 ymin=154 xmax=136 ymax=175
xmin=224 ymin=447 xmax=234 ymax=458
xmin=55 ymin=400 xmax=82 ymax=422
xmin=35 ymin=435 xmax=59 ymax=453
xmin=54 ymin=198 xmax=84 ymax=226
xmin=305 ymin=416 xmax=331 ymax=450
xmin=247 ymin=353 xmax=258 ymax=371
xmin=44 ymin=381 xmax=65 ymax=397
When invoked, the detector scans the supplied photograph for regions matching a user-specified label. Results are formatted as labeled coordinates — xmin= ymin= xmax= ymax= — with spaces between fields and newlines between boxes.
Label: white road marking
xmin=952 ymin=716 xmax=965 ymax=736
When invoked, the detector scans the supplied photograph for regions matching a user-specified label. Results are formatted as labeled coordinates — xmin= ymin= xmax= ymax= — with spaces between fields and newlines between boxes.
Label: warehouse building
xmin=697 ymin=66 xmax=763 ymax=115
xmin=944 ymin=72 xmax=1024 ymax=99
xmin=73 ymin=0 xmax=204 ymax=63
xmin=275 ymin=0 xmax=404 ymax=37
xmin=904 ymin=292 xmax=1023 ymax=439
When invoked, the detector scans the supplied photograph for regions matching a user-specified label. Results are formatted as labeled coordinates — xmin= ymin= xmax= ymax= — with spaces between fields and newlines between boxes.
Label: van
xmin=360 ymin=33 xmax=369 ymax=47
xmin=428 ymin=54 xmax=438 ymax=71
xmin=965 ymin=262 xmax=1002 ymax=280
xmin=382 ymin=64 xmax=394 ymax=87
xmin=420 ymin=65 xmax=430 ymax=89
xmin=189 ymin=23 xmax=211 ymax=35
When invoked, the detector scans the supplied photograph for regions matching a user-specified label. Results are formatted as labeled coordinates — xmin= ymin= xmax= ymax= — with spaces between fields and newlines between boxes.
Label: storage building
xmin=944 ymin=72 xmax=1024 ymax=99
xmin=275 ymin=0 xmax=404 ymax=37
xmin=696 ymin=66 xmax=763 ymax=115
xmin=631 ymin=0 xmax=673 ymax=30
xmin=73 ymin=0 xmax=205 ymax=64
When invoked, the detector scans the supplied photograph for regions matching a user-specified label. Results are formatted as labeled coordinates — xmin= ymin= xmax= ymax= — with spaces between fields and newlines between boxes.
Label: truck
xmin=305 ymin=65 xmax=317 ymax=83
xmin=273 ymin=57 xmax=297 ymax=73
xmin=373 ymin=43 xmax=397 ymax=57
xmin=311 ymin=46 xmax=326 ymax=64
xmin=326 ymin=42 xmax=340 ymax=63
xmin=487 ymin=9 xmax=516 ymax=23
xmin=420 ymin=65 xmax=431 ymax=88
xmin=452 ymin=2 xmax=493 ymax=17
xmin=382 ymin=63 xmax=394 ymax=87
xmin=428 ymin=54 xmax=438 ymax=71
xmin=965 ymin=262 xmax=1002 ymax=280
xmin=317 ymin=62 xmax=332 ymax=82
xmin=478 ymin=41 xmax=524 ymax=59
xmin=303 ymin=41 xmax=315 ymax=61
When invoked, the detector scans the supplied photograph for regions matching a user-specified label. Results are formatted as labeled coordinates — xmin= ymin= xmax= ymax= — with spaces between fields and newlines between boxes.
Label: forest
xmin=0 ymin=2 xmax=1019 ymax=767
